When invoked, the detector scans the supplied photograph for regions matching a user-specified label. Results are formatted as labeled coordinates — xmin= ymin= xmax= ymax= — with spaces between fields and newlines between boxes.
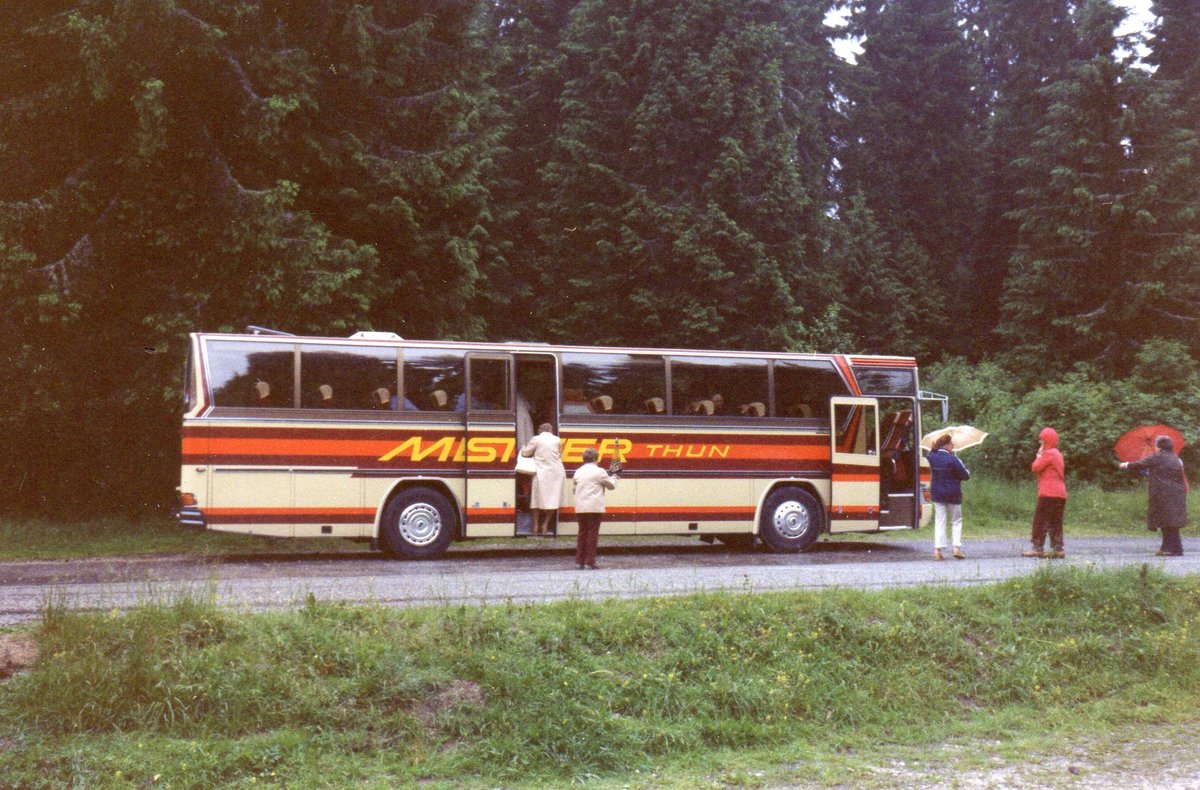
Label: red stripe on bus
xmin=833 ymin=356 xmax=862 ymax=396
xmin=205 ymin=507 xmax=375 ymax=525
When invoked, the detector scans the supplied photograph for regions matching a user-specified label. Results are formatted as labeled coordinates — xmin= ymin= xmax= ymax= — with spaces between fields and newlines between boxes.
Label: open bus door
xmin=829 ymin=396 xmax=881 ymax=533
xmin=464 ymin=353 xmax=516 ymax=536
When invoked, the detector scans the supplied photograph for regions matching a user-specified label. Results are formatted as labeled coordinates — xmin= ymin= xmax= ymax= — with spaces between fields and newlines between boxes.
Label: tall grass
xmin=949 ymin=475 xmax=1166 ymax=536
xmin=1 ymin=567 xmax=1198 ymax=788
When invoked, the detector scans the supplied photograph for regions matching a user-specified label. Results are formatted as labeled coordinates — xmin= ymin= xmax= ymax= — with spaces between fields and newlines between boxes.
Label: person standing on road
xmin=1120 ymin=435 xmax=1188 ymax=556
xmin=1025 ymin=427 xmax=1068 ymax=558
xmin=572 ymin=446 xmax=618 ymax=569
xmin=928 ymin=434 xmax=971 ymax=560
xmin=521 ymin=423 xmax=567 ymax=536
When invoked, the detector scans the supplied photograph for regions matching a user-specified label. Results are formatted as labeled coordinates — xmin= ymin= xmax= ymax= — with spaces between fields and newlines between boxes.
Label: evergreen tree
xmin=0 ymin=1 xmax=493 ymax=515
xmin=961 ymin=0 xmax=1077 ymax=349
xmin=525 ymin=0 xmax=841 ymax=351
xmin=1147 ymin=0 xmax=1200 ymax=130
xmin=477 ymin=0 xmax=578 ymax=340
xmin=996 ymin=0 xmax=1171 ymax=374
xmin=826 ymin=193 xmax=944 ymax=357
xmin=837 ymin=0 xmax=983 ymax=357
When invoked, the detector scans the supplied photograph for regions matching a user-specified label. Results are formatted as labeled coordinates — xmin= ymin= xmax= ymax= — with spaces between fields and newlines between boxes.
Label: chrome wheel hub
xmin=397 ymin=502 xmax=442 ymax=546
xmin=773 ymin=501 xmax=810 ymax=540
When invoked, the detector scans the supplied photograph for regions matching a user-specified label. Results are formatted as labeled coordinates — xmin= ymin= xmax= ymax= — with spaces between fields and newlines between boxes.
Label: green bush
xmin=923 ymin=340 xmax=1200 ymax=485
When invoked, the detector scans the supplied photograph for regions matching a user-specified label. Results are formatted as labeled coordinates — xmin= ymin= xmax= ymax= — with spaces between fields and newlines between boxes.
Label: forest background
xmin=0 ymin=0 xmax=1197 ymax=518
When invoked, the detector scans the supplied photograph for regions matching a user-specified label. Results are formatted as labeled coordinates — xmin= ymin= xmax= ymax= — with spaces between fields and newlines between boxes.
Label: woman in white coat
xmin=521 ymin=422 xmax=567 ymax=536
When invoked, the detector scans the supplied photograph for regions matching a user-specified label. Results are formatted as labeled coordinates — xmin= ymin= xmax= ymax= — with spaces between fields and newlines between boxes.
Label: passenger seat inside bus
xmin=430 ymin=389 xmax=448 ymax=409
xmin=318 ymin=384 xmax=334 ymax=406
xmin=790 ymin=402 xmax=814 ymax=418
xmin=373 ymin=387 xmax=391 ymax=409
xmin=740 ymin=401 xmax=765 ymax=417
xmin=590 ymin=395 xmax=612 ymax=413
xmin=690 ymin=399 xmax=714 ymax=415
xmin=644 ymin=397 xmax=664 ymax=414
xmin=254 ymin=381 xmax=271 ymax=405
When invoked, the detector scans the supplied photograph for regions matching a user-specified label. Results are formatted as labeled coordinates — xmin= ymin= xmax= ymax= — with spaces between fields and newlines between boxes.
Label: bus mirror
xmin=918 ymin=391 xmax=949 ymax=423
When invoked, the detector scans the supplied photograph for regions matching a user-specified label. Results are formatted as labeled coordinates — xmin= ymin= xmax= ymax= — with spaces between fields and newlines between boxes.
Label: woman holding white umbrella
xmin=927 ymin=433 xmax=972 ymax=560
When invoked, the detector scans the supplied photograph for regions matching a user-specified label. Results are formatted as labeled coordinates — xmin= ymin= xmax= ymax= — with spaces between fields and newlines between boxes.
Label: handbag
xmin=515 ymin=452 xmax=537 ymax=475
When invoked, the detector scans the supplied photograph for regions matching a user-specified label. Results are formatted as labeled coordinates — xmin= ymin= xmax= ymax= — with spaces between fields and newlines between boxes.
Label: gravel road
xmin=0 ymin=535 xmax=1195 ymax=625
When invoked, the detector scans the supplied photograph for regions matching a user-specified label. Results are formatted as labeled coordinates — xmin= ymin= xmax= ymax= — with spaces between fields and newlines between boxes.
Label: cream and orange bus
xmin=177 ymin=329 xmax=941 ymax=558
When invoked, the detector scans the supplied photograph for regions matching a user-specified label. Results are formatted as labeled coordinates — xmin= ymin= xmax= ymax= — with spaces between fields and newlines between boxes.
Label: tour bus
xmin=177 ymin=330 xmax=942 ymax=558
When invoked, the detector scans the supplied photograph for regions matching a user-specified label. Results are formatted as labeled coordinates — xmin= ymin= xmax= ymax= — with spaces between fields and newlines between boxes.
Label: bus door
xmin=464 ymin=354 xmax=516 ymax=537
xmin=878 ymin=397 xmax=919 ymax=529
xmin=513 ymin=353 xmax=559 ymax=536
xmin=829 ymin=397 xmax=881 ymax=533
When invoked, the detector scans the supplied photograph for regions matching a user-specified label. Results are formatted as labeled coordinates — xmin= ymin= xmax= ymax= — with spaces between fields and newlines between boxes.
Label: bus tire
xmin=758 ymin=487 xmax=823 ymax=553
xmin=380 ymin=487 xmax=456 ymax=559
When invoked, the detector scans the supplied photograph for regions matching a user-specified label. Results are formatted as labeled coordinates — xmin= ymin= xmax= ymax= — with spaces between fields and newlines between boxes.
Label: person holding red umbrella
xmin=1024 ymin=427 xmax=1067 ymax=558
xmin=1120 ymin=435 xmax=1188 ymax=556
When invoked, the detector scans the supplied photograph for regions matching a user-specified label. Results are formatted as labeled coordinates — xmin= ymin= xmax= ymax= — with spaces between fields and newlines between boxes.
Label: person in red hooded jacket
xmin=1024 ymin=427 xmax=1068 ymax=558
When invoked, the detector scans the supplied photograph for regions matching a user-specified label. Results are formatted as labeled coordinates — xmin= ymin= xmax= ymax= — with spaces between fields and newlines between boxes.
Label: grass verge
xmin=0 ymin=566 xmax=1197 ymax=788
xmin=0 ymin=516 xmax=366 ymax=562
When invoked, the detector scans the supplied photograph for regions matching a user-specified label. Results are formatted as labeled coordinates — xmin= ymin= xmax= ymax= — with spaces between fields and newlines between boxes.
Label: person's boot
xmin=1049 ymin=549 xmax=1065 ymax=559
xmin=1021 ymin=546 xmax=1044 ymax=558
xmin=933 ymin=548 xmax=945 ymax=560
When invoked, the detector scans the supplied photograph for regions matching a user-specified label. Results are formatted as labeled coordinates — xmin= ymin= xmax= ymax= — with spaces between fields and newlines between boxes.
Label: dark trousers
xmin=1160 ymin=527 xmax=1184 ymax=555
xmin=576 ymin=513 xmax=602 ymax=566
xmin=1031 ymin=496 xmax=1066 ymax=551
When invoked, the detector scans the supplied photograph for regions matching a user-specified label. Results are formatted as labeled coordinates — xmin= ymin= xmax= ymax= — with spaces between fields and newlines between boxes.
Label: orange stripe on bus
xmin=205 ymin=507 xmax=376 ymax=517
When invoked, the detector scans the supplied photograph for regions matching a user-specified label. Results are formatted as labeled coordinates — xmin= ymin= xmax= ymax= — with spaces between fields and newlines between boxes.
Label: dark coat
xmin=1127 ymin=450 xmax=1188 ymax=531
xmin=928 ymin=449 xmax=971 ymax=505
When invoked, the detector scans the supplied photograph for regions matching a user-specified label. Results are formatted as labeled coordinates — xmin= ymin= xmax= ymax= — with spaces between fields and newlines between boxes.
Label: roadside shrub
xmin=923 ymin=341 xmax=1200 ymax=484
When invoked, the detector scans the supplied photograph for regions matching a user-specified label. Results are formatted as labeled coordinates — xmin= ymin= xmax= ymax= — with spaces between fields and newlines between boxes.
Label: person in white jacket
xmin=572 ymin=447 xmax=618 ymax=569
xmin=520 ymin=423 xmax=567 ymax=536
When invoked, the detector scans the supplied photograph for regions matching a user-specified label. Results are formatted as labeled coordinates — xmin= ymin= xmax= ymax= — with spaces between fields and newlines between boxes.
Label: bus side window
xmin=403 ymin=349 xmax=464 ymax=412
xmin=774 ymin=360 xmax=850 ymax=420
xmin=300 ymin=344 xmax=398 ymax=410
xmin=670 ymin=357 xmax=767 ymax=418
xmin=561 ymin=352 xmax=667 ymax=416
xmin=208 ymin=340 xmax=296 ymax=408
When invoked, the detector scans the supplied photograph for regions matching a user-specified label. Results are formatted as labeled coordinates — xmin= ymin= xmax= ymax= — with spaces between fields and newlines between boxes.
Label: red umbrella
xmin=1113 ymin=425 xmax=1186 ymax=462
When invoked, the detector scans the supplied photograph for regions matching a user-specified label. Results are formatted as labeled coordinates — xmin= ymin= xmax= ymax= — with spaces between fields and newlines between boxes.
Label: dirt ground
xmin=0 ymin=632 xmax=36 ymax=679
xmin=845 ymin=721 xmax=1200 ymax=789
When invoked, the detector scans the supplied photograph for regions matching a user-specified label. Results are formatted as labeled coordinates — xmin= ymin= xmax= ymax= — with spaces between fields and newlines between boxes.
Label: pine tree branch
xmin=170 ymin=7 xmax=264 ymax=107
xmin=30 ymin=195 xmax=119 ymax=295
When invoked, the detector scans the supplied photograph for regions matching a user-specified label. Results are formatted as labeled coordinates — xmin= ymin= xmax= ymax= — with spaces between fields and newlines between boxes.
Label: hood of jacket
xmin=1039 ymin=427 xmax=1059 ymax=450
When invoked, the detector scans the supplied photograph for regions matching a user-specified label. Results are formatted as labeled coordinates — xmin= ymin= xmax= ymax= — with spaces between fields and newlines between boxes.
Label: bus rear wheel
xmin=381 ymin=487 xmax=456 ymax=559
xmin=758 ymin=487 xmax=822 ymax=553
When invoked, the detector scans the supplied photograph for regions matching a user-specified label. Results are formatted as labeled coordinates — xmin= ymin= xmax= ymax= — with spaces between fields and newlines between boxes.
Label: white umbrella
xmin=920 ymin=425 xmax=988 ymax=452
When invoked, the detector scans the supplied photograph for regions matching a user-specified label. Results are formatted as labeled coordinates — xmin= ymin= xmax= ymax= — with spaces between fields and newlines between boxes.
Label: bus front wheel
xmin=381 ymin=487 xmax=456 ymax=559
xmin=758 ymin=487 xmax=822 ymax=553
